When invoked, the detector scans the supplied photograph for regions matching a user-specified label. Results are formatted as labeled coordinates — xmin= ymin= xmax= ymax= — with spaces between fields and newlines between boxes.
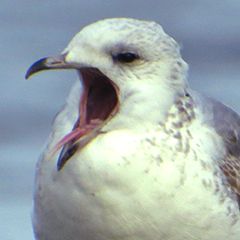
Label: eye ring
xmin=114 ymin=52 xmax=139 ymax=63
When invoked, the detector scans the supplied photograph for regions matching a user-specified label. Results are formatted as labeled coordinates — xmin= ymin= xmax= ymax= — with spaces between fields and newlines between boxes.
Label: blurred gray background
xmin=1 ymin=1 xmax=240 ymax=239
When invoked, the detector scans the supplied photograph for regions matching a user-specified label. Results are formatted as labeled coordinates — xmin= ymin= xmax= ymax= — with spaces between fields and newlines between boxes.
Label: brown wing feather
xmin=202 ymin=94 xmax=240 ymax=206
xmin=219 ymin=157 xmax=240 ymax=206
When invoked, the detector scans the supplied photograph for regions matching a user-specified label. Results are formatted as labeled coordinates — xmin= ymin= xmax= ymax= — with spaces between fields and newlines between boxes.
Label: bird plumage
xmin=27 ymin=18 xmax=240 ymax=240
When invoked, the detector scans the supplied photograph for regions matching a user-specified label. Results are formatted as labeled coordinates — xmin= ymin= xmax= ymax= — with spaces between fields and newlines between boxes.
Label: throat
xmin=77 ymin=69 xmax=118 ymax=127
xmin=85 ymin=79 xmax=118 ymax=124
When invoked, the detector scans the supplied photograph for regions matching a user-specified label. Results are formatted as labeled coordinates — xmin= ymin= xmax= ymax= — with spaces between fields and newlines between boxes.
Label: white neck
xmin=105 ymin=81 xmax=187 ymax=133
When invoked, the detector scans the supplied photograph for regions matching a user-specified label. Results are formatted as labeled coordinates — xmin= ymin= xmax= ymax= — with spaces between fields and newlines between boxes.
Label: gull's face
xmin=26 ymin=18 xmax=182 ymax=171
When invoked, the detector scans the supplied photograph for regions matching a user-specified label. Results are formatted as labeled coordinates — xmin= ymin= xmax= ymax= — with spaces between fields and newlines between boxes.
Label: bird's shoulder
xmin=195 ymin=93 xmax=240 ymax=205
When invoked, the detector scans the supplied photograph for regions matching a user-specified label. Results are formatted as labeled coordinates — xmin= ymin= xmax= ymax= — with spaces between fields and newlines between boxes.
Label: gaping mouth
xmin=26 ymin=55 xmax=120 ymax=171
xmin=51 ymin=68 xmax=120 ymax=170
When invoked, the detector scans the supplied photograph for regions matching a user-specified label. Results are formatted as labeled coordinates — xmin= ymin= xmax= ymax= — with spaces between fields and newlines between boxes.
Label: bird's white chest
xmin=33 ymin=125 xmax=240 ymax=240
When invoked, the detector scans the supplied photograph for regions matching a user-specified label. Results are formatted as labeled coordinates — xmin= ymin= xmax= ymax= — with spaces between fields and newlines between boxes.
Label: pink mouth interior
xmin=50 ymin=68 xmax=119 ymax=156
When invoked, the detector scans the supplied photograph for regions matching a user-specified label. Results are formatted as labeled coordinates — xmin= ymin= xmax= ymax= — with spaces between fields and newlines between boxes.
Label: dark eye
xmin=114 ymin=52 xmax=139 ymax=63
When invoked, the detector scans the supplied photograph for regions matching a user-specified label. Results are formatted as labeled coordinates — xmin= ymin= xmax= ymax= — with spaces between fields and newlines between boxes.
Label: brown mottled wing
xmin=201 ymin=94 xmax=240 ymax=205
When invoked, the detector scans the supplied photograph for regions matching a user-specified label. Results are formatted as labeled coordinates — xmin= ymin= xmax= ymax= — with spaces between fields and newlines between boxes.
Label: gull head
xmin=26 ymin=18 xmax=188 ymax=170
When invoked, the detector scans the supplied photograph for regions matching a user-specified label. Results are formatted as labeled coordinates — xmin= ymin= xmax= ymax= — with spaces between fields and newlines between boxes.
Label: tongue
xmin=49 ymin=119 xmax=102 ymax=157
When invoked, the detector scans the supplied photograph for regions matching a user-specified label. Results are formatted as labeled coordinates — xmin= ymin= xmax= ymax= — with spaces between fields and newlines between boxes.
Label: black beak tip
xmin=25 ymin=57 xmax=48 ymax=80
xmin=57 ymin=144 xmax=78 ymax=171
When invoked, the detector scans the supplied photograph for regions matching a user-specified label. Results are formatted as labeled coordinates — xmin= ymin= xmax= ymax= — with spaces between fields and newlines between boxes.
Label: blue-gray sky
xmin=1 ymin=1 xmax=240 ymax=239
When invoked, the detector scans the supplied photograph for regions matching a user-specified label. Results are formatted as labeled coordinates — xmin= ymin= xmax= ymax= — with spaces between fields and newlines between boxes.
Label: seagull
xmin=26 ymin=18 xmax=240 ymax=240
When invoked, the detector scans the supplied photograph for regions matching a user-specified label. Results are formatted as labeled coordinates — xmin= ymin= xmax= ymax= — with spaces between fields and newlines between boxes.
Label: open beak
xmin=26 ymin=54 xmax=119 ymax=171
